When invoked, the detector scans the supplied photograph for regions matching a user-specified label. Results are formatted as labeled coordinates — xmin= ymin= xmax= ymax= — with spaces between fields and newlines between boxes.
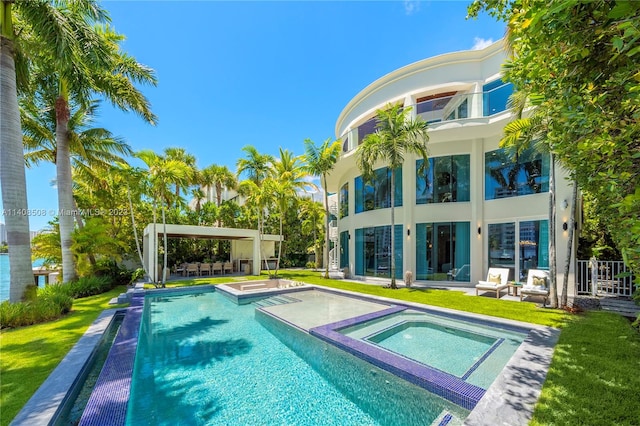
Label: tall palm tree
xmin=1 ymin=0 xmax=101 ymax=299
xmin=164 ymin=147 xmax=196 ymax=202
xmin=299 ymin=197 xmax=324 ymax=270
xmin=356 ymin=104 xmax=429 ymax=288
xmin=303 ymin=137 xmax=342 ymax=279
xmin=201 ymin=164 xmax=237 ymax=208
xmin=237 ymin=178 xmax=274 ymax=274
xmin=265 ymin=177 xmax=296 ymax=277
xmin=22 ymin=10 xmax=156 ymax=284
xmin=236 ymin=145 xmax=274 ymax=185
xmin=274 ymin=148 xmax=317 ymax=194
xmin=137 ymin=150 xmax=190 ymax=287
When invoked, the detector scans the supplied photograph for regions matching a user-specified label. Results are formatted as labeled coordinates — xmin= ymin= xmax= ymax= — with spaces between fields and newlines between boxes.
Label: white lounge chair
xmin=520 ymin=269 xmax=550 ymax=305
xmin=475 ymin=267 xmax=510 ymax=298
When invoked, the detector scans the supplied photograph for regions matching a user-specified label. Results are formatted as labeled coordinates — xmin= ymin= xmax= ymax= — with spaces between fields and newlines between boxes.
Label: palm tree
xmin=265 ymin=177 xmax=297 ymax=277
xmin=303 ymin=137 xmax=342 ymax=279
xmin=0 ymin=0 xmax=84 ymax=300
xmin=27 ymin=9 xmax=156 ymax=283
xmin=274 ymin=148 xmax=317 ymax=194
xmin=164 ymin=147 xmax=196 ymax=202
xmin=137 ymin=150 xmax=190 ymax=287
xmin=237 ymin=179 xmax=274 ymax=275
xmin=299 ymin=197 xmax=324 ymax=270
xmin=201 ymin=164 xmax=237 ymax=208
xmin=236 ymin=145 xmax=274 ymax=185
xmin=356 ymin=104 xmax=429 ymax=288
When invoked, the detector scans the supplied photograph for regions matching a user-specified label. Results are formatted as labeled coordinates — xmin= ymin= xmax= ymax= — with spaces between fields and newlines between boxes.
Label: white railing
xmin=328 ymin=247 xmax=339 ymax=270
xmin=576 ymin=259 xmax=636 ymax=297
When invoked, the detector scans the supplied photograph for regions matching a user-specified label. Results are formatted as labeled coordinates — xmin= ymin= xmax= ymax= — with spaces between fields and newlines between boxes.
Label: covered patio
xmin=143 ymin=223 xmax=283 ymax=282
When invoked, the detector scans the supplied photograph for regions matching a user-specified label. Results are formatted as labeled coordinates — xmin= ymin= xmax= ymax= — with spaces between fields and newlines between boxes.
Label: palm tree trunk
xmin=1 ymin=29 xmax=34 ymax=301
xmin=389 ymin=170 xmax=397 ymax=289
xmin=161 ymin=200 xmax=168 ymax=288
xmin=126 ymin=183 xmax=147 ymax=276
xmin=548 ymin=153 xmax=558 ymax=308
xmin=72 ymin=196 xmax=96 ymax=267
xmin=275 ymin=214 xmax=284 ymax=278
xmin=323 ymin=174 xmax=330 ymax=279
xmin=561 ymin=179 xmax=578 ymax=307
xmin=152 ymin=201 xmax=158 ymax=286
xmin=55 ymin=94 xmax=78 ymax=283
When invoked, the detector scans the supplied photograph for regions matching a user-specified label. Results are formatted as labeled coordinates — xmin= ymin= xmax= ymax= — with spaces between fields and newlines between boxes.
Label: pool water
xmin=127 ymin=290 xmax=467 ymax=425
xmin=340 ymin=310 xmax=527 ymax=389
xmin=367 ymin=321 xmax=497 ymax=378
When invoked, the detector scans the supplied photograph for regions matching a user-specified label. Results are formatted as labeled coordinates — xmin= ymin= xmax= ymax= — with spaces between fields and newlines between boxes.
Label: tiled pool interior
xmin=48 ymin=283 xmax=557 ymax=426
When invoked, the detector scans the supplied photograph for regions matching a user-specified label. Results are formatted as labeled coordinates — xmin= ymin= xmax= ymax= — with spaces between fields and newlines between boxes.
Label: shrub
xmin=68 ymin=276 xmax=112 ymax=298
xmin=305 ymin=261 xmax=316 ymax=269
xmin=92 ymin=260 xmax=133 ymax=287
xmin=0 ymin=285 xmax=74 ymax=329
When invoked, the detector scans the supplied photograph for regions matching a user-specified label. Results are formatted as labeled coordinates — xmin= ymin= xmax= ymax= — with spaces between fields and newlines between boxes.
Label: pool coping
xmin=10 ymin=307 xmax=125 ymax=426
xmin=308 ymin=284 xmax=560 ymax=426
xmin=19 ymin=282 xmax=559 ymax=426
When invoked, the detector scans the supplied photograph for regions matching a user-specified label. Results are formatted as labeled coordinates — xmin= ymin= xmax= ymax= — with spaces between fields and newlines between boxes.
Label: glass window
xmin=519 ymin=220 xmax=549 ymax=280
xmin=488 ymin=222 xmax=516 ymax=280
xmin=339 ymin=183 xmax=348 ymax=218
xmin=415 ymin=222 xmax=470 ymax=281
xmin=484 ymin=148 xmax=549 ymax=200
xmin=354 ymin=225 xmax=403 ymax=279
xmin=483 ymin=79 xmax=514 ymax=116
xmin=355 ymin=167 xmax=402 ymax=214
xmin=357 ymin=118 xmax=377 ymax=145
xmin=340 ymin=231 xmax=349 ymax=269
xmin=416 ymin=155 xmax=470 ymax=204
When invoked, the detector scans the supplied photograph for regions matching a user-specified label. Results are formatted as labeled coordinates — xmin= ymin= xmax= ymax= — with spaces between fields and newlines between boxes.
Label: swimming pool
xmin=72 ymin=284 xmax=559 ymax=426
xmin=124 ymin=290 xmax=467 ymax=425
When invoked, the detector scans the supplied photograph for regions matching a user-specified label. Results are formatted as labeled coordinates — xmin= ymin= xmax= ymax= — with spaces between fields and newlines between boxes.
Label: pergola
xmin=143 ymin=223 xmax=283 ymax=281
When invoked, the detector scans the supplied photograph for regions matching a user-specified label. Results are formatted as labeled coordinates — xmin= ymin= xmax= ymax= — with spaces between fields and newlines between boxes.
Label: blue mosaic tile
xmin=310 ymin=311 xmax=486 ymax=410
xmin=439 ymin=412 xmax=453 ymax=425
xmin=78 ymin=290 xmax=144 ymax=426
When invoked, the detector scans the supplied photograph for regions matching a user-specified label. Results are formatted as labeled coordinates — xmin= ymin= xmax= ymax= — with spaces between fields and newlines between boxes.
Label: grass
xmin=2 ymin=270 xmax=639 ymax=425
xmin=0 ymin=286 xmax=127 ymax=426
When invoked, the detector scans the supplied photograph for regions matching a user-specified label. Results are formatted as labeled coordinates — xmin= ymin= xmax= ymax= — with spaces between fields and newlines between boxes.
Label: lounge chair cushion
xmin=488 ymin=273 xmax=502 ymax=284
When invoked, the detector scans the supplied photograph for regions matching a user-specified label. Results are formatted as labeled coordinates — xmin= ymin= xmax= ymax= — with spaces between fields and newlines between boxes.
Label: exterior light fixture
xmin=562 ymin=222 xmax=568 ymax=231
xmin=407 ymin=229 xmax=411 ymax=237
xmin=348 ymin=233 xmax=351 ymax=240
xmin=477 ymin=227 xmax=482 ymax=235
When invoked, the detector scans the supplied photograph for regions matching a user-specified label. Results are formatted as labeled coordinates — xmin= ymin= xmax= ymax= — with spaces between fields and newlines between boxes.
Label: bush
xmin=68 ymin=276 xmax=113 ymax=298
xmin=0 ymin=285 xmax=74 ymax=329
xmin=92 ymin=260 xmax=133 ymax=287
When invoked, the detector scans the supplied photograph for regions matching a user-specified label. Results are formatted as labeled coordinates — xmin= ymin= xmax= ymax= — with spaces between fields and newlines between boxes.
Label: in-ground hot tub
xmin=217 ymin=279 xmax=308 ymax=304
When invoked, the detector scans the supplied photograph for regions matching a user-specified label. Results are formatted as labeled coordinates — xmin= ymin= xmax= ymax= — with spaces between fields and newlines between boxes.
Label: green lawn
xmin=0 ymin=286 xmax=127 ymax=426
xmin=2 ymin=271 xmax=639 ymax=425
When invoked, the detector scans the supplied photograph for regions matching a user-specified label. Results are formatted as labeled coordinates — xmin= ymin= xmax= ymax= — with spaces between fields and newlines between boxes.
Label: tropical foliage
xmin=468 ymin=0 xmax=640 ymax=293
xmin=356 ymin=104 xmax=429 ymax=288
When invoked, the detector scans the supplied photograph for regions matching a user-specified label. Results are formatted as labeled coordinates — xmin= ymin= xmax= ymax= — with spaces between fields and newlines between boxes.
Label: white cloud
xmin=471 ymin=37 xmax=494 ymax=50
xmin=404 ymin=0 xmax=420 ymax=15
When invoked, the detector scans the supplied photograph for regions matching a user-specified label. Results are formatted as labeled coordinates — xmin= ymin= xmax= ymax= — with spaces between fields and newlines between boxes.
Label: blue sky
xmin=10 ymin=1 xmax=505 ymax=231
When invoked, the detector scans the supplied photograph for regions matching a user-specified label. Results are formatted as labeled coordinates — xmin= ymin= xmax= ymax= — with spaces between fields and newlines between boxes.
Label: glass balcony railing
xmin=342 ymin=85 xmax=514 ymax=154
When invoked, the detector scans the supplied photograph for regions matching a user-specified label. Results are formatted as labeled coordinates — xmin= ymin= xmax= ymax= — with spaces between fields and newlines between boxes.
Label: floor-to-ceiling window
xmin=339 ymin=182 xmax=348 ymax=218
xmin=355 ymin=225 xmax=402 ymax=279
xmin=416 ymin=155 xmax=470 ymax=204
xmin=415 ymin=222 xmax=470 ymax=281
xmin=339 ymin=231 xmax=349 ymax=269
xmin=519 ymin=220 xmax=549 ymax=280
xmin=355 ymin=167 xmax=402 ymax=213
xmin=485 ymin=148 xmax=549 ymax=200
xmin=488 ymin=220 xmax=548 ymax=281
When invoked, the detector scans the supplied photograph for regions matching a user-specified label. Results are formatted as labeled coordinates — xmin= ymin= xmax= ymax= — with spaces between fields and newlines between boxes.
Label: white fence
xmin=576 ymin=259 xmax=636 ymax=297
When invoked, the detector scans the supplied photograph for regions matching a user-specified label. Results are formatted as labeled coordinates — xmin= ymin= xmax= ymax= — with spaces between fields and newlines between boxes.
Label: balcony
xmin=342 ymin=85 xmax=514 ymax=155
